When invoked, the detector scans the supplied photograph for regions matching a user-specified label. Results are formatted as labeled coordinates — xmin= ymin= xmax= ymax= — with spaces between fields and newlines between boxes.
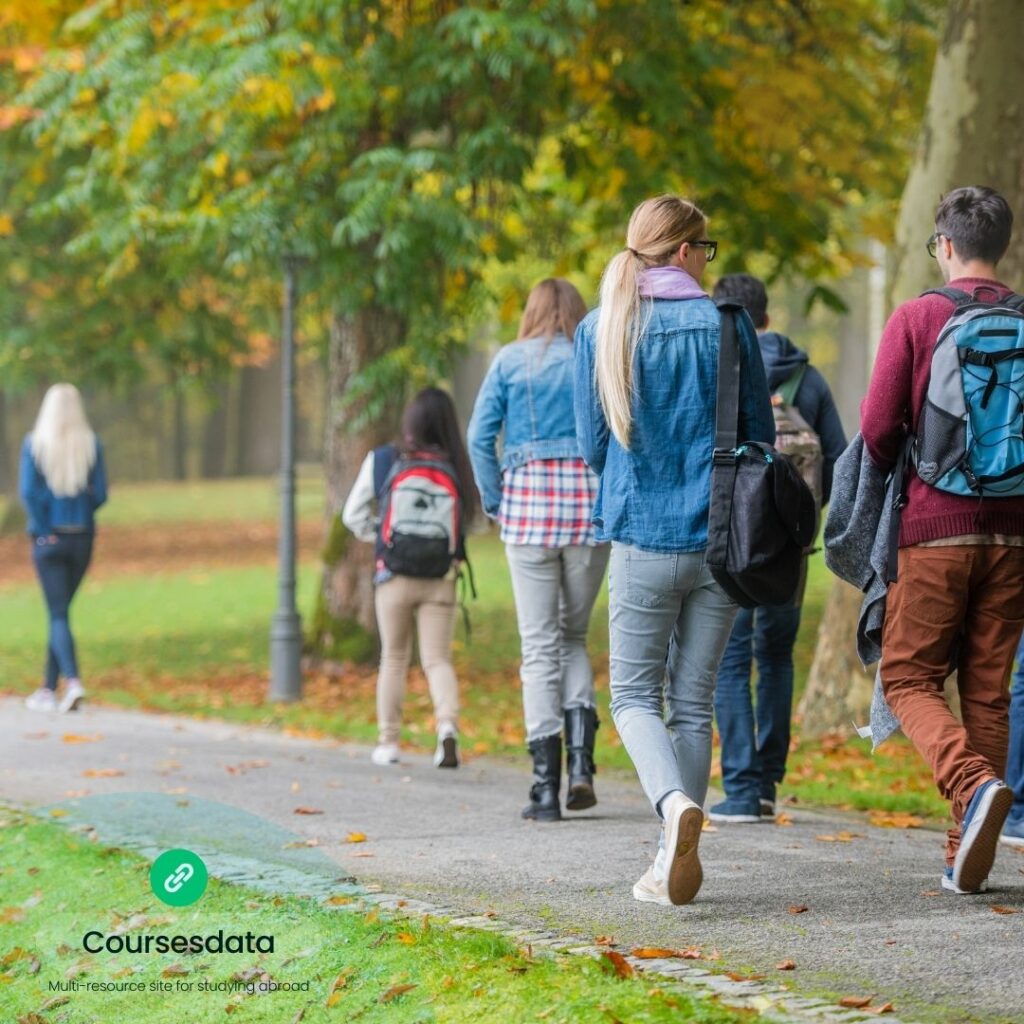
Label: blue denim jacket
xmin=574 ymin=297 xmax=775 ymax=553
xmin=19 ymin=435 xmax=108 ymax=537
xmin=468 ymin=334 xmax=581 ymax=517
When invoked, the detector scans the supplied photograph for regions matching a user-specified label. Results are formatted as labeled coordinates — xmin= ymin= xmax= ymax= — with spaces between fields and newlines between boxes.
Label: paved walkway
xmin=1 ymin=698 xmax=1021 ymax=1024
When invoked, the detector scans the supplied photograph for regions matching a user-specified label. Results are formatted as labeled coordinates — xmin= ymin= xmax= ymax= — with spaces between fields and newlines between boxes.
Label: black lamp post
xmin=269 ymin=255 xmax=303 ymax=702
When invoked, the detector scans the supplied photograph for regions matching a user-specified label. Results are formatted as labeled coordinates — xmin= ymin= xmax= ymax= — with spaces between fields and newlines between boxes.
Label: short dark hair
xmin=711 ymin=273 xmax=768 ymax=328
xmin=935 ymin=186 xmax=1013 ymax=264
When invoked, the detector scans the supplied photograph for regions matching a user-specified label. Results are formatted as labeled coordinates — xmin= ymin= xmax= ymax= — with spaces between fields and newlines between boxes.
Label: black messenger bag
xmin=705 ymin=302 xmax=816 ymax=609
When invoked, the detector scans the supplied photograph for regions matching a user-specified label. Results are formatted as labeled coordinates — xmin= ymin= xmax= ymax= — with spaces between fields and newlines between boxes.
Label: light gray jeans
xmin=608 ymin=543 xmax=738 ymax=815
xmin=505 ymin=543 xmax=610 ymax=741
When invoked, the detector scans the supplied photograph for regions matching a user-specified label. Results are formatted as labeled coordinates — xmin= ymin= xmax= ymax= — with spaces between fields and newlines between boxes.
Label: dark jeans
xmin=31 ymin=532 xmax=93 ymax=690
xmin=1010 ymin=633 xmax=1024 ymax=826
xmin=714 ymin=602 xmax=802 ymax=807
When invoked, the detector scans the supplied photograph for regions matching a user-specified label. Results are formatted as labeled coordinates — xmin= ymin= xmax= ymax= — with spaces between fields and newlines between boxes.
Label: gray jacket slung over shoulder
xmin=822 ymin=432 xmax=900 ymax=747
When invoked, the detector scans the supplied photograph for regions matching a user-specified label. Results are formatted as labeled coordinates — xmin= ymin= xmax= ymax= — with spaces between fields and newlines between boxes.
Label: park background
xmin=3 ymin=0 xmax=1024 ymax=842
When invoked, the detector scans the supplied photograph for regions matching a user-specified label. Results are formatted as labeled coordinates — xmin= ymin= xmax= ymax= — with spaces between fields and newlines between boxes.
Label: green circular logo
xmin=150 ymin=849 xmax=208 ymax=907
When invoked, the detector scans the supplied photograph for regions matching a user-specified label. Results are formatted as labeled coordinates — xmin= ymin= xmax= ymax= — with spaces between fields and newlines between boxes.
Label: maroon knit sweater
xmin=861 ymin=276 xmax=1024 ymax=546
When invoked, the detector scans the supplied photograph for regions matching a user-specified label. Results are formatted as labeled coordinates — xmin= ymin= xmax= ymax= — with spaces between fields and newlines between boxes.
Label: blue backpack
xmin=913 ymin=287 xmax=1024 ymax=497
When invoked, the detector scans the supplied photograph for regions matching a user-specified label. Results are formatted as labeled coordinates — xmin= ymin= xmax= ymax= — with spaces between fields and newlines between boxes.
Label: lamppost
xmin=269 ymin=255 xmax=303 ymax=702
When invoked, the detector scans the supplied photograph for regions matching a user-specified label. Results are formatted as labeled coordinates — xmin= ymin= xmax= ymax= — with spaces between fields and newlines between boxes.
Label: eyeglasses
xmin=926 ymin=232 xmax=944 ymax=259
xmin=691 ymin=239 xmax=718 ymax=262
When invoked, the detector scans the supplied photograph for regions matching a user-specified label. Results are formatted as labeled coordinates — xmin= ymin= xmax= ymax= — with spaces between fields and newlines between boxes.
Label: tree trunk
xmin=235 ymin=358 xmax=283 ymax=476
xmin=801 ymin=0 xmax=1024 ymax=737
xmin=201 ymin=378 xmax=230 ymax=479
xmin=309 ymin=304 xmax=405 ymax=664
xmin=172 ymin=383 xmax=188 ymax=481
xmin=0 ymin=389 xmax=10 ymax=495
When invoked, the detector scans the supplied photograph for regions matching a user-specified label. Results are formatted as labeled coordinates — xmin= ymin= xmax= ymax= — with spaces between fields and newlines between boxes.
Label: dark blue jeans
xmin=714 ymin=602 xmax=802 ymax=806
xmin=1009 ymin=633 xmax=1024 ymax=826
xmin=31 ymin=532 xmax=93 ymax=690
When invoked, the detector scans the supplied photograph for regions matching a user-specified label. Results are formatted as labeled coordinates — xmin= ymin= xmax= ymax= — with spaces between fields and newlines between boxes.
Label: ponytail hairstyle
xmin=30 ymin=383 xmax=97 ymax=497
xmin=517 ymin=278 xmax=588 ymax=345
xmin=595 ymin=195 xmax=707 ymax=447
xmin=400 ymin=387 xmax=480 ymax=522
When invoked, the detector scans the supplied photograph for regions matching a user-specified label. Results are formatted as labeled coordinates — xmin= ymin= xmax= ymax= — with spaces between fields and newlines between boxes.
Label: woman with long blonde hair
xmin=574 ymin=196 xmax=774 ymax=904
xmin=19 ymin=384 xmax=107 ymax=713
xmin=469 ymin=279 xmax=609 ymax=822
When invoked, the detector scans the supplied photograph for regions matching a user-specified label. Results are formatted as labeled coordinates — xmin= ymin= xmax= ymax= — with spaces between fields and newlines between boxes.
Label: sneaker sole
xmin=708 ymin=812 xmax=762 ymax=824
xmin=955 ymin=784 xmax=1014 ymax=892
xmin=59 ymin=695 xmax=84 ymax=714
xmin=435 ymin=736 xmax=459 ymax=769
xmin=999 ymin=832 xmax=1024 ymax=849
xmin=632 ymin=883 xmax=671 ymax=907
xmin=941 ymin=874 xmax=989 ymax=895
xmin=566 ymin=782 xmax=597 ymax=811
xmin=665 ymin=805 xmax=704 ymax=905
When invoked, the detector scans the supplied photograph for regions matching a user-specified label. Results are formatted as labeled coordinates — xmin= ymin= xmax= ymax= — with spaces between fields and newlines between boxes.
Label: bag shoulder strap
xmin=775 ymin=364 xmax=808 ymax=406
xmin=715 ymin=302 xmax=743 ymax=450
xmin=372 ymin=444 xmax=399 ymax=498
xmin=921 ymin=286 xmax=973 ymax=307
xmin=999 ymin=293 xmax=1024 ymax=312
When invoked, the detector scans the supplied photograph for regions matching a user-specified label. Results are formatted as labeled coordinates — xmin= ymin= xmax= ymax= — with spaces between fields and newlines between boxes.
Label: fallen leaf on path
xmin=869 ymin=811 xmax=922 ymax=829
xmin=704 ymin=949 xmax=722 ymax=961
xmin=727 ymin=971 xmax=765 ymax=982
xmin=867 ymin=1003 xmax=895 ymax=1015
xmin=787 ymin=905 xmax=809 ymax=914
xmin=594 ymin=935 xmax=615 ymax=946
xmin=991 ymin=905 xmax=1019 ymax=915
xmin=775 ymin=813 xmax=794 ymax=826
xmin=839 ymin=995 xmax=874 ymax=1008
xmin=326 ymin=895 xmax=355 ymax=906
xmin=775 ymin=960 xmax=797 ymax=971
xmin=290 ymin=782 xmax=300 ymax=792
xmin=351 ymin=851 xmax=375 ymax=858
xmin=631 ymin=948 xmax=679 ymax=959
xmin=680 ymin=947 xmax=703 ymax=959
xmin=82 ymin=769 xmax=124 ymax=778
xmin=61 ymin=734 xmax=102 ymax=744
xmin=601 ymin=951 xmax=633 ymax=979
xmin=284 ymin=838 xmax=320 ymax=848
xmin=345 ymin=832 xmax=367 ymax=843
xmin=920 ymin=890 xmax=940 ymax=897
xmin=380 ymin=983 xmax=416 ymax=1003
xmin=293 ymin=806 xmax=323 ymax=815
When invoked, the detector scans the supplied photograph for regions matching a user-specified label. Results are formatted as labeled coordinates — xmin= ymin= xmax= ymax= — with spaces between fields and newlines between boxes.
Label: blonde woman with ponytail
xmin=573 ymin=196 xmax=774 ymax=906
xmin=19 ymin=384 xmax=107 ymax=713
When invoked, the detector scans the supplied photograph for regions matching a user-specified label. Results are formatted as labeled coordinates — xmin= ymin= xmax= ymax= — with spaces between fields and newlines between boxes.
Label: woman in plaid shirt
xmin=468 ymin=279 xmax=610 ymax=823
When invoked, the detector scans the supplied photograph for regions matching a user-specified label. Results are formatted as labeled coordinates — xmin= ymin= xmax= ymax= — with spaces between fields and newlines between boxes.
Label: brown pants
xmin=881 ymin=544 xmax=1024 ymax=864
xmin=374 ymin=574 xmax=459 ymax=745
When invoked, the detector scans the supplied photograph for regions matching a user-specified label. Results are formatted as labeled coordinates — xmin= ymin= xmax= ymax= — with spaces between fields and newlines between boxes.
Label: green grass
xmin=0 ymin=476 xmax=948 ymax=821
xmin=0 ymin=812 xmax=751 ymax=1024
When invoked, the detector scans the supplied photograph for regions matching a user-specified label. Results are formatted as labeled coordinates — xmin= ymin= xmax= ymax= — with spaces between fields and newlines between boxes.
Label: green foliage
xmin=0 ymin=0 xmax=941 ymax=395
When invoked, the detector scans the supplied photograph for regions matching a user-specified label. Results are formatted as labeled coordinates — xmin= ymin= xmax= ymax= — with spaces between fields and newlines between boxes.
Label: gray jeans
xmin=608 ymin=543 xmax=738 ymax=814
xmin=505 ymin=543 xmax=610 ymax=741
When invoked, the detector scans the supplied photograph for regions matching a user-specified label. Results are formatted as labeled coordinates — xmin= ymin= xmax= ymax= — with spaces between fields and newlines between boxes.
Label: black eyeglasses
xmin=691 ymin=239 xmax=718 ymax=262
xmin=926 ymin=231 xmax=944 ymax=259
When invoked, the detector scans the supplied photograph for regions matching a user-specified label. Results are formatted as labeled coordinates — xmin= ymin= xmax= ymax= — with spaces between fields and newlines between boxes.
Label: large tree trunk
xmin=308 ymin=305 xmax=404 ymax=664
xmin=800 ymin=0 xmax=1024 ymax=736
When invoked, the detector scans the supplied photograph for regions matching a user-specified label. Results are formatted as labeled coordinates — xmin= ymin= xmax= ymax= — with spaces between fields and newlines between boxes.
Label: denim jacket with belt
xmin=467 ymin=334 xmax=581 ymax=518
xmin=19 ymin=434 xmax=108 ymax=538
xmin=573 ymin=297 xmax=775 ymax=553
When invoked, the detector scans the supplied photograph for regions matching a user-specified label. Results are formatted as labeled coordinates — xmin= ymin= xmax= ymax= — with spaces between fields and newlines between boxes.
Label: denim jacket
xmin=467 ymin=334 xmax=581 ymax=517
xmin=19 ymin=434 xmax=108 ymax=537
xmin=574 ymin=297 xmax=775 ymax=553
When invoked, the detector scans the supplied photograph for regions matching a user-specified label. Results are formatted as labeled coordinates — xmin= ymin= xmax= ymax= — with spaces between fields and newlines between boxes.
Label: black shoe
xmin=564 ymin=706 xmax=598 ymax=811
xmin=522 ymin=734 xmax=562 ymax=822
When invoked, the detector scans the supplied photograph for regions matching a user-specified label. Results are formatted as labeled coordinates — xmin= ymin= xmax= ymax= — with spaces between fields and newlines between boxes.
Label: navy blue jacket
xmin=19 ymin=435 xmax=108 ymax=537
xmin=758 ymin=331 xmax=847 ymax=505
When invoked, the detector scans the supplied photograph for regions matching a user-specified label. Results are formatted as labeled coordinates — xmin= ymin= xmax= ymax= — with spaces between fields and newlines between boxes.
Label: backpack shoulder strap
xmin=920 ymin=287 xmax=973 ymax=307
xmin=999 ymin=293 xmax=1024 ymax=312
xmin=775 ymin=364 xmax=808 ymax=406
xmin=372 ymin=444 xmax=399 ymax=498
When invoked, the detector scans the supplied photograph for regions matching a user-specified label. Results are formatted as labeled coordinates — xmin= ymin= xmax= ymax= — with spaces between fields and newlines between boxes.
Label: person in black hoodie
xmin=709 ymin=274 xmax=847 ymax=822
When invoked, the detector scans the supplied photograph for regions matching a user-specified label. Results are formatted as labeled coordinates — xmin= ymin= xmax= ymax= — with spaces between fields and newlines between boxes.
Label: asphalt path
xmin=1 ymin=698 xmax=1021 ymax=1024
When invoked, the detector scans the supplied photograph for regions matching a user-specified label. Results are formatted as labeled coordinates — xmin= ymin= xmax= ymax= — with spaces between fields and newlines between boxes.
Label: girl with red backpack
xmin=342 ymin=387 xmax=478 ymax=769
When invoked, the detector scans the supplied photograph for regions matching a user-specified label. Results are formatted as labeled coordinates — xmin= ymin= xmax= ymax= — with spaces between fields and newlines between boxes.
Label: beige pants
xmin=374 ymin=574 xmax=459 ymax=744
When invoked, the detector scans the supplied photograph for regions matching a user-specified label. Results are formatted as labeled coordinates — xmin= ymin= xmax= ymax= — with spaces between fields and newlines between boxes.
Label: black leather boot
xmin=564 ymin=706 xmax=598 ymax=811
xmin=521 ymin=734 xmax=562 ymax=822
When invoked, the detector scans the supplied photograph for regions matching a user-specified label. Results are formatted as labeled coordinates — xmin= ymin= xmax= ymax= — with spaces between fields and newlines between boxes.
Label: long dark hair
xmin=400 ymin=387 xmax=479 ymax=522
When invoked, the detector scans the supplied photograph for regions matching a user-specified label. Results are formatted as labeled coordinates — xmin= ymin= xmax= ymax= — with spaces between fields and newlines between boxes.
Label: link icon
xmin=150 ymin=849 xmax=208 ymax=906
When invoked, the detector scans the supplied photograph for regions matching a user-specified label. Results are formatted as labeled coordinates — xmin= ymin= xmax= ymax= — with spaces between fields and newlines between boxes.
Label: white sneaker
xmin=661 ymin=793 xmax=704 ymax=906
xmin=433 ymin=725 xmax=459 ymax=769
xmin=25 ymin=688 xmax=58 ymax=713
xmin=58 ymin=679 xmax=86 ymax=714
xmin=370 ymin=743 xmax=400 ymax=766
xmin=632 ymin=847 xmax=671 ymax=906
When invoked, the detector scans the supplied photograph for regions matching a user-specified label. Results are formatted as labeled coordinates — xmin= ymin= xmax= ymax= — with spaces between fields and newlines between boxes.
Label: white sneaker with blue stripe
xmin=948 ymin=779 xmax=1013 ymax=893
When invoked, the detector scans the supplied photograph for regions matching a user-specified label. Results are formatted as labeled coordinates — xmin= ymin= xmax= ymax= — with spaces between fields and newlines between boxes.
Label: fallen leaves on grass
xmin=293 ymin=806 xmax=323 ymax=815
xmin=787 ymin=905 xmax=809 ymax=914
xmin=380 ymin=983 xmax=416 ymax=1003
xmin=82 ymin=769 xmax=124 ymax=778
xmin=395 ymin=932 xmax=416 ymax=945
xmin=991 ymin=905 xmax=1019 ymax=915
xmin=868 ymin=811 xmax=922 ymax=829
xmin=601 ymin=951 xmax=634 ymax=979
xmin=325 ymin=967 xmax=352 ymax=1008
xmin=61 ymin=734 xmax=102 ymax=744
xmin=326 ymin=895 xmax=355 ymax=906
xmin=161 ymin=963 xmax=189 ymax=978
xmin=0 ymin=908 xmax=26 ymax=924
xmin=775 ymin=960 xmax=797 ymax=971
xmin=839 ymin=995 xmax=873 ymax=1008
xmin=631 ymin=948 xmax=679 ymax=959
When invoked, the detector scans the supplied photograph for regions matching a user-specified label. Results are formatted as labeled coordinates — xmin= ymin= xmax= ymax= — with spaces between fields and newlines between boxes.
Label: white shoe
xmin=632 ymin=848 xmax=671 ymax=906
xmin=433 ymin=724 xmax=459 ymax=768
xmin=58 ymin=679 xmax=86 ymax=714
xmin=661 ymin=793 xmax=704 ymax=906
xmin=25 ymin=688 xmax=58 ymax=713
xmin=370 ymin=743 xmax=400 ymax=766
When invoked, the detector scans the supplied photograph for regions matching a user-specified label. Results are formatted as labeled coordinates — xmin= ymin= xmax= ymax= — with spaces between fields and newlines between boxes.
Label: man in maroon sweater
xmin=862 ymin=186 xmax=1024 ymax=894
